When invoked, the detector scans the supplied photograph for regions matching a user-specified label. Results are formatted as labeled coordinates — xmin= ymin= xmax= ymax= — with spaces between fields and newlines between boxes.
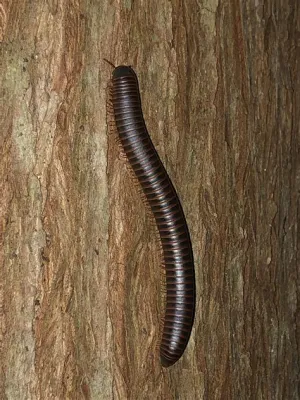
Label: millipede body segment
xmin=109 ymin=65 xmax=196 ymax=367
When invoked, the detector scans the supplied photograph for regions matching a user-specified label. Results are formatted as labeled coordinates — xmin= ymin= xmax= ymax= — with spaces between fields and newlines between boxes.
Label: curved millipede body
xmin=109 ymin=65 xmax=196 ymax=367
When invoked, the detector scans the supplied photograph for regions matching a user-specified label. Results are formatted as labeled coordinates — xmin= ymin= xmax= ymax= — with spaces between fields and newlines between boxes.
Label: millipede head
xmin=112 ymin=65 xmax=137 ymax=79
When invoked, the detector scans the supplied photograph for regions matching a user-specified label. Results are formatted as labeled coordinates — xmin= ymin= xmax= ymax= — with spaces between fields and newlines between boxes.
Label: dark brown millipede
xmin=108 ymin=65 xmax=196 ymax=367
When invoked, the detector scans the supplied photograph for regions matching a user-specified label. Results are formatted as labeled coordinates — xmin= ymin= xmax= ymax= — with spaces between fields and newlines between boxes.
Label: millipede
xmin=107 ymin=63 xmax=196 ymax=368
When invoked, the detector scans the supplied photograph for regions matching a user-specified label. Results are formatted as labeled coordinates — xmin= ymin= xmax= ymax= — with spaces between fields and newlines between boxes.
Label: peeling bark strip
xmin=108 ymin=65 xmax=196 ymax=367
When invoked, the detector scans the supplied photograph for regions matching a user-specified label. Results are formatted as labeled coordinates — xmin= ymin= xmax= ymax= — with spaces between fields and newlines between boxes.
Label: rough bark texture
xmin=0 ymin=0 xmax=299 ymax=399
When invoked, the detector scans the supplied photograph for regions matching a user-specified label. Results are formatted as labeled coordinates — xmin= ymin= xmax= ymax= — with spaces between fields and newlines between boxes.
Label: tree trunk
xmin=0 ymin=0 xmax=299 ymax=399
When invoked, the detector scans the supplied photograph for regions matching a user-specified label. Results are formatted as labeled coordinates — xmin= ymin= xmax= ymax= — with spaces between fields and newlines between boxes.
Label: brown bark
xmin=0 ymin=0 xmax=299 ymax=399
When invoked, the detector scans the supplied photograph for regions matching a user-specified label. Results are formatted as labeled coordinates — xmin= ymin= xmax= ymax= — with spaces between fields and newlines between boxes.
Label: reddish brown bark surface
xmin=0 ymin=1 xmax=299 ymax=399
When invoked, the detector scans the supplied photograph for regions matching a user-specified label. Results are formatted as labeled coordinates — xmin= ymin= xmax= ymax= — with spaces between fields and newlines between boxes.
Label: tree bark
xmin=0 ymin=0 xmax=299 ymax=399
